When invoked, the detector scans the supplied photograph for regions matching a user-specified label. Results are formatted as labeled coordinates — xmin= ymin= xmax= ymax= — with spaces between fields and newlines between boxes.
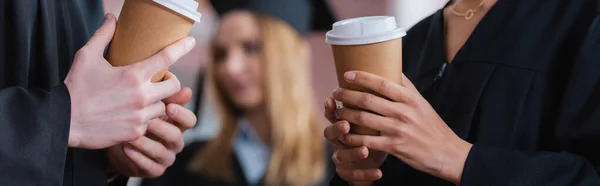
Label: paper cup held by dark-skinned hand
xmin=326 ymin=16 xmax=406 ymax=136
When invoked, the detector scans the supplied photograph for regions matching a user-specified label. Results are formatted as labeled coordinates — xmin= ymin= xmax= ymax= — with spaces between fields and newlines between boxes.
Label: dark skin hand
xmin=325 ymin=71 xmax=472 ymax=185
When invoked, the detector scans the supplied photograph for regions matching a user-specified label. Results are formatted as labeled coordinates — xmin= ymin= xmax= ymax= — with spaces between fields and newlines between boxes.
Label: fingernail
xmin=186 ymin=38 xmax=196 ymax=50
xmin=168 ymin=105 xmax=179 ymax=117
xmin=344 ymin=72 xmax=356 ymax=81
xmin=338 ymin=137 xmax=345 ymax=143
xmin=324 ymin=100 xmax=329 ymax=109
xmin=123 ymin=146 xmax=134 ymax=154
xmin=333 ymin=88 xmax=341 ymax=96
xmin=104 ymin=14 xmax=112 ymax=22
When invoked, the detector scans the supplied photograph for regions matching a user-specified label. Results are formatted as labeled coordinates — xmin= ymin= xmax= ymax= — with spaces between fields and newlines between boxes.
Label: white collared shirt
xmin=233 ymin=119 xmax=272 ymax=185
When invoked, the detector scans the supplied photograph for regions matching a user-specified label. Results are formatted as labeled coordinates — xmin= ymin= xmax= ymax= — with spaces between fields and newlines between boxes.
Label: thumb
xmin=85 ymin=13 xmax=117 ymax=53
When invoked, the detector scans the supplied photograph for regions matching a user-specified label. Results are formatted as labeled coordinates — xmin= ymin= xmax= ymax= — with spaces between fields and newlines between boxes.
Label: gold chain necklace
xmin=449 ymin=0 xmax=489 ymax=20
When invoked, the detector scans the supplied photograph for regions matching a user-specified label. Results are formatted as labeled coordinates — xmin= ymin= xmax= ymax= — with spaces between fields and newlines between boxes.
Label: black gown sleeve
xmin=0 ymin=83 xmax=71 ymax=186
xmin=460 ymin=16 xmax=600 ymax=186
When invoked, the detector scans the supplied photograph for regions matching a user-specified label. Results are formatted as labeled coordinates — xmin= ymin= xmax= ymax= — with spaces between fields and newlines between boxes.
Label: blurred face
xmin=213 ymin=11 xmax=264 ymax=110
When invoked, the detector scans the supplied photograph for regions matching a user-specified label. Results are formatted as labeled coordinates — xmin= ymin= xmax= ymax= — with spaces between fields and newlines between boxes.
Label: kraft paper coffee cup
xmin=326 ymin=16 xmax=406 ymax=136
xmin=107 ymin=0 xmax=202 ymax=82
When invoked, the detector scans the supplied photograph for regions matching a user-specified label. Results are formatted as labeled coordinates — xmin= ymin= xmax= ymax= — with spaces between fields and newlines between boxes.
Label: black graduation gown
xmin=332 ymin=0 xmax=600 ymax=185
xmin=0 ymin=1 xmax=126 ymax=186
xmin=141 ymin=141 xmax=335 ymax=186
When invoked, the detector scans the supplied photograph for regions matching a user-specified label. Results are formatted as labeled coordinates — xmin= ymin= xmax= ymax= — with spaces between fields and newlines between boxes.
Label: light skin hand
xmin=324 ymin=97 xmax=386 ymax=186
xmin=64 ymin=13 xmax=196 ymax=150
xmin=106 ymin=86 xmax=198 ymax=178
xmin=332 ymin=71 xmax=472 ymax=185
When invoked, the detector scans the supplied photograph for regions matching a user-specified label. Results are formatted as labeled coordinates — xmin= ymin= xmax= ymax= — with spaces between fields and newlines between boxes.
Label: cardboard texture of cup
xmin=326 ymin=16 xmax=406 ymax=136
xmin=107 ymin=0 xmax=202 ymax=82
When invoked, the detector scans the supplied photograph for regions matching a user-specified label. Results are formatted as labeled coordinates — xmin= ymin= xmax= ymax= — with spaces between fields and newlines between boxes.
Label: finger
xmin=163 ymin=86 xmax=193 ymax=106
xmin=132 ymin=37 xmax=196 ymax=79
xmin=324 ymin=120 xmax=351 ymax=144
xmin=341 ymin=134 xmax=390 ymax=153
xmin=147 ymin=118 xmax=184 ymax=152
xmin=85 ymin=13 xmax=116 ymax=53
xmin=332 ymin=88 xmax=399 ymax=118
xmin=141 ymin=101 xmax=167 ymax=122
xmin=123 ymin=145 xmax=166 ymax=178
xmin=335 ymin=108 xmax=398 ymax=133
xmin=344 ymin=71 xmax=406 ymax=102
xmin=324 ymin=97 xmax=338 ymax=123
xmin=128 ymin=136 xmax=176 ymax=166
xmin=167 ymin=103 xmax=197 ymax=132
xmin=337 ymin=168 xmax=382 ymax=182
xmin=333 ymin=146 xmax=369 ymax=165
xmin=147 ymin=72 xmax=182 ymax=103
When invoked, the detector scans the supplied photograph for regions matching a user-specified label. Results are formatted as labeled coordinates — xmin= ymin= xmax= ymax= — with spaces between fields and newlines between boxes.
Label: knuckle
xmin=156 ymin=146 xmax=169 ymax=161
xmin=353 ymin=147 xmax=367 ymax=159
xmin=406 ymin=97 xmax=419 ymax=107
xmin=393 ymin=124 xmax=409 ymax=137
xmin=157 ymin=51 xmax=174 ymax=67
xmin=356 ymin=112 xmax=370 ymax=124
xmin=164 ymin=152 xmax=176 ymax=166
xmin=402 ymin=90 xmax=419 ymax=106
xmin=128 ymin=126 xmax=146 ymax=140
xmin=134 ymin=92 xmax=152 ymax=108
xmin=401 ymin=111 xmax=417 ymax=124
xmin=121 ymin=69 xmax=144 ymax=87
xmin=165 ymin=131 xmax=182 ymax=144
xmin=380 ymin=80 xmax=393 ymax=94
xmin=359 ymin=95 xmax=375 ymax=108
xmin=130 ymin=112 xmax=148 ymax=126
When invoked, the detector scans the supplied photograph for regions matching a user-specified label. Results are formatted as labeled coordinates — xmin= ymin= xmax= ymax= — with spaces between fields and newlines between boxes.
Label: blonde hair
xmin=191 ymin=13 xmax=326 ymax=186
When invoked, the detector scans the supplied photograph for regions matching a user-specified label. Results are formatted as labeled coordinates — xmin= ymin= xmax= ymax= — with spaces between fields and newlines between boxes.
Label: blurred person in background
xmin=0 ymin=1 xmax=197 ymax=185
xmin=141 ymin=0 xmax=336 ymax=185
xmin=325 ymin=0 xmax=600 ymax=185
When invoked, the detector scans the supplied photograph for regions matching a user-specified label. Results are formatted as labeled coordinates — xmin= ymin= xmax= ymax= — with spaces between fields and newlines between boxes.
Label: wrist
xmin=441 ymin=139 xmax=472 ymax=185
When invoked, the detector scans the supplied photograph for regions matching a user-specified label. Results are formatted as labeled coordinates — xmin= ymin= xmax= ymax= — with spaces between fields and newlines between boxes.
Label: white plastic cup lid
xmin=153 ymin=0 xmax=202 ymax=23
xmin=326 ymin=16 xmax=406 ymax=45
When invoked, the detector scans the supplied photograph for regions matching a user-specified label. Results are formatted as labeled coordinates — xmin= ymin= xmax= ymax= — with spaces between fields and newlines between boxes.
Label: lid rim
xmin=325 ymin=28 xmax=406 ymax=45
xmin=153 ymin=0 xmax=202 ymax=23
